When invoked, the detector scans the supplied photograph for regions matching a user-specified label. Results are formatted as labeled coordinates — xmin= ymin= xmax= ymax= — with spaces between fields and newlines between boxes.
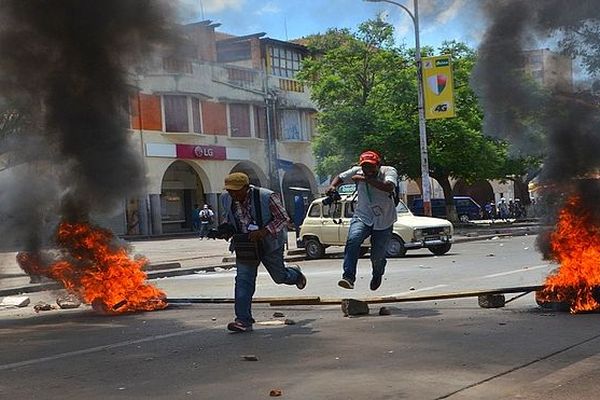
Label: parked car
xmin=411 ymin=196 xmax=482 ymax=222
xmin=297 ymin=194 xmax=453 ymax=259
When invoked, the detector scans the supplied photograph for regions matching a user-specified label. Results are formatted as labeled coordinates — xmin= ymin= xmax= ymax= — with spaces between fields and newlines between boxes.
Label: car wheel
xmin=359 ymin=247 xmax=369 ymax=257
xmin=459 ymin=214 xmax=469 ymax=223
xmin=386 ymin=235 xmax=406 ymax=258
xmin=305 ymin=238 xmax=325 ymax=259
xmin=429 ymin=243 xmax=451 ymax=256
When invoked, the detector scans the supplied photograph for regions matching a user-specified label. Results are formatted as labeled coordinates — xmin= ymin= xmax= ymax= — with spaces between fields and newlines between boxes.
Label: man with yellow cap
xmin=326 ymin=150 xmax=398 ymax=291
xmin=221 ymin=172 xmax=306 ymax=333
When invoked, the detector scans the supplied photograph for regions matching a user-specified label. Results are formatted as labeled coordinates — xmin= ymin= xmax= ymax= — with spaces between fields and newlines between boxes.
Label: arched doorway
xmin=230 ymin=161 xmax=265 ymax=187
xmin=453 ymin=179 xmax=494 ymax=207
xmin=160 ymin=160 xmax=205 ymax=233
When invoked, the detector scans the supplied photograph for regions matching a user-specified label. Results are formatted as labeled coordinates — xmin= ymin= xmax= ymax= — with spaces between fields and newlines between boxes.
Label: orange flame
xmin=540 ymin=196 xmax=600 ymax=313
xmin=17 ymin=221 xmax=167 ymax=313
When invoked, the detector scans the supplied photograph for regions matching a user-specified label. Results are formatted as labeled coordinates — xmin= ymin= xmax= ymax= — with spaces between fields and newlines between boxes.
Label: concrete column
xmin=138 ymin=195 xmax=150 ymax=236
xmin=149 ymin=193 xmax=163 ymax=235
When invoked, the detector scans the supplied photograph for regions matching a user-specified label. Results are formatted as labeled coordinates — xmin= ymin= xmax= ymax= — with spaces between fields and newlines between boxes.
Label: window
xmin=322 ymin=203 xmax=341 ymax=219
xmin=164 ymin=95 xmax=188 ymax=132
xmin=269 ymin=46 xmax=303 ymax=78
xmin=217 ymin=41 xmax=252 ymax=63
xmin=281 ymin=110 xmax=301 ymax=140
xmin=281 ymin=110 xmax=314 ymax=141
xmin=163 ymin=95 xmax=203 ymax=134
xmin=308 ymin=204 xmax=321 ymax=217
xmin=191 ymin=98 xmax=201 ymax=134
xmin=163 ymin=57 xmax=193 ymax=74
xmin=254 ymin=106 xmax=267 ymax=139
xmin=229 ymin=104 xmax=251 ymax=137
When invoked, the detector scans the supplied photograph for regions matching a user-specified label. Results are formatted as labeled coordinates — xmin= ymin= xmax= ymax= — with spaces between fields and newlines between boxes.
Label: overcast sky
xmin=178 ymin=0 xmax=486 ymax=50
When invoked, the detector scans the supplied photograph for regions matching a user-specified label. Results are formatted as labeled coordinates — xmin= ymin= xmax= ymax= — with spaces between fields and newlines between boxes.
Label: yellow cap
xmin=224 ymin=172 xmax=250 ymax=190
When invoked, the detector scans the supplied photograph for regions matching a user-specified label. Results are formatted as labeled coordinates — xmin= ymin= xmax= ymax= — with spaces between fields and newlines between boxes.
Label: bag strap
xmin=252 ymin=187 xmax=264 ymax=227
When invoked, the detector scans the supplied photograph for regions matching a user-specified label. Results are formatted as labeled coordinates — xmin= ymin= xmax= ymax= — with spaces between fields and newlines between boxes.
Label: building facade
xmin=119 ymin=21 xmax=319 ymax=236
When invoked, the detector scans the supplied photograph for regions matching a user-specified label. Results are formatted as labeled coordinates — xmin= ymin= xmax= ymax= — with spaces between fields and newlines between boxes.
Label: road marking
xmin=482 ymin=264 xmax=551 ymax=278
xmin=0 ymin=328 xmax=205 ymax=371
xmin=388 ymin=284 xmax=449 ymax=297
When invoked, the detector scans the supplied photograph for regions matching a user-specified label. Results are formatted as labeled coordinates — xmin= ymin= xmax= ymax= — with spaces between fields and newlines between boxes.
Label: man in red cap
xmin=326 ymin=150 xmax=398 ymax=290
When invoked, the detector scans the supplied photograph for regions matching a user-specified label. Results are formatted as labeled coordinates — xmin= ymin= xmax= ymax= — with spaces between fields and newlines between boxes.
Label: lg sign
xmin=176 ymin=144 xmax=226 ymax=160
xmin=194 ymin=146 xmax=214 ymax=158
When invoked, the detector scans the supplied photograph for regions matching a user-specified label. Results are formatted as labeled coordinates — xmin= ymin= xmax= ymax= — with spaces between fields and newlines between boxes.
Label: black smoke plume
xmin=472 ymin=0 xmax=600 ymax=257
xmin=0 ymin=0 xmax=174 ymax=251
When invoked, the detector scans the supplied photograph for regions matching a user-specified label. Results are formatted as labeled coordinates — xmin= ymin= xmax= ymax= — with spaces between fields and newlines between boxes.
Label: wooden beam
xmin=167 ymin=286 xmax=544 ymax=307
xmin=269 ymin=285 xmax=544 ymax=306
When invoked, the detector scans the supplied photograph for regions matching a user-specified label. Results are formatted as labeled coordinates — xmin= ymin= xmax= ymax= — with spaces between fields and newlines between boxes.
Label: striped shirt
xmin=232 ymin=190 xmax=289 ymax=236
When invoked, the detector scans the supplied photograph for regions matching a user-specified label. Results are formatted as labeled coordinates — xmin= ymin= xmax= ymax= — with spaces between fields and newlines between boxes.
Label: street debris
xmin=241 ymin=355 xmax=258 ymax=361
xmin=56 ymin=294 xmax=81 ymax=309
xmin=378 ymin=307 xmax=391 ymax=316
xmin=478 ymin=294 xmax=506 ymax=308
xmin=269 ymin=388 xmax=283 ymax=397
xmin=34 ymin=301 xmax=54 ymax=312
xmin=1 ymin=296 xmax=30 ymax=308
xmin=284 ymin=319 xmax=296 ymax=325
xmin=273 ymin=312 xmax=285 ymax=318
xmin=341 ymin=299 xmax=369 ymax=316
xmin=256 ymin=320 xmax=286 ymax=326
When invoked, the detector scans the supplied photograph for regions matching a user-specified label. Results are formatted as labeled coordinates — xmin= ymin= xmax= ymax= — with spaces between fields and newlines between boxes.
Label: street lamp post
xmin=364 ymin=0 xmax=432 ymax=216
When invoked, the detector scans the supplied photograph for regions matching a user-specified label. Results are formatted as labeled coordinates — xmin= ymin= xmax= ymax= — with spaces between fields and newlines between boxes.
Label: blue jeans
xmin=198 ymin=223 xmax=210 ymax=238
xmin=234 ymin=246 xmax=301 ymax=326
xmin=342 ymin=218 xmax=393 ymax=283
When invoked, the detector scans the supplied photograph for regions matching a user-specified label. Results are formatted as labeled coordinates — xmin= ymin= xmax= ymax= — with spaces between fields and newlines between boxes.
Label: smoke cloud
xmin=0 ymin=0 xmax=175 ymax=251
xmin=471 ymin=0 xmax=600 ymax=256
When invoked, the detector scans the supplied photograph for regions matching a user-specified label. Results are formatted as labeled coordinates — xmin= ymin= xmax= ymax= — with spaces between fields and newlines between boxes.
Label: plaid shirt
xmin=232 ymin=189 xmax=289 ymax=236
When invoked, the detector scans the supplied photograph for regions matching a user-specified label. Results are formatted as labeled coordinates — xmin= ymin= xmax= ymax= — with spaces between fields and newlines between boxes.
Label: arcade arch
xmin=159 ymin=160 xmax=207 ymax=233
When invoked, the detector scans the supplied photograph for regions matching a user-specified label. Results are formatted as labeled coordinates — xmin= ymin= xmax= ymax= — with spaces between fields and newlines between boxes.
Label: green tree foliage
xmin=299 ymin=19 xmax=539 ymax=220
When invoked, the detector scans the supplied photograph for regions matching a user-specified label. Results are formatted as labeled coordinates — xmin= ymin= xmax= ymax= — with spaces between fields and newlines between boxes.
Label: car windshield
xmin=396 ymin=200 xmax=411 ymax=214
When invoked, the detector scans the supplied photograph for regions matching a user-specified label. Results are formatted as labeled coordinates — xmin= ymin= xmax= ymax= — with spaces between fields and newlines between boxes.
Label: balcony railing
xmin=279 ymin=78 xmax=304 ymax=93
xmin=212 ymin=64 xmax=264 ymax=92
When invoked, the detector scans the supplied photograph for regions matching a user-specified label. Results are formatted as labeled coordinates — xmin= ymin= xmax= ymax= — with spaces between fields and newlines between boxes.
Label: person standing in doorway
xmin=198 ymin=204 xmax=214 ymax=239
xmin=220 ymin=172 xmax=307 ymax=333
xmin=326 ymin=150 xmax=398 ymax=291
xmin=293 ymin=195 xmax=306 ymax=240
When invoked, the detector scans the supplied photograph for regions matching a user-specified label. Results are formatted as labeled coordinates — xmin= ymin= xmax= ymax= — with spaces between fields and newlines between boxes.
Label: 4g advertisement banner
xmin=422 ymin=55 xmax=455 ymax=120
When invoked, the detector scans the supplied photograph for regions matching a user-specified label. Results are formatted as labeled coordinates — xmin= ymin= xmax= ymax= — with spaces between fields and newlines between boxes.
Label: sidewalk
xmin=0 ymin=222 xmax=541 ymax=297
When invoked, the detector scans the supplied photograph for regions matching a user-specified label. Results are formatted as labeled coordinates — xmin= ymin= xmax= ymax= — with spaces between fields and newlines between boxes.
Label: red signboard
xmin=176 ymin=144 xmax=226 ymax=160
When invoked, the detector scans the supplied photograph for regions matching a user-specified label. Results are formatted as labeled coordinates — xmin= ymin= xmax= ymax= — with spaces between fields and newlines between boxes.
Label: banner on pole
xmin=422 ymin=55 xmax=455 ymax=120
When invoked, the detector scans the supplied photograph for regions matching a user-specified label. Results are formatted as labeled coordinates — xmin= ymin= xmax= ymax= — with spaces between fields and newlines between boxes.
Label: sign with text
xmin=422 ymin=55 xmax=455 ymax=120
xmin=176 ymin=144 xmax=226 ymax=160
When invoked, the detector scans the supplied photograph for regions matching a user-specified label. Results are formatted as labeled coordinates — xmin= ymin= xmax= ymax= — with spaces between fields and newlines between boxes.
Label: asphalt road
xmin=156 ymin=234 xmax=552 ymax=300
xmin=3 ymin=235 xmax=600 ymax=400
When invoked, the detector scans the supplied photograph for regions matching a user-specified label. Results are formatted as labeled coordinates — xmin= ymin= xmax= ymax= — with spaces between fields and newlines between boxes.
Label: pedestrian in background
xmin=198 ymin=204 xmax=214 ymax=239
xmin=293 ymin=195 xmax=306 ymax=240
xmin=498 ymin=198 xmax=509 ymax=220
xmin=326 ymin=150 xmax=397 ymax=291
xmin=220 ymin=172 xmax=306 ymax=333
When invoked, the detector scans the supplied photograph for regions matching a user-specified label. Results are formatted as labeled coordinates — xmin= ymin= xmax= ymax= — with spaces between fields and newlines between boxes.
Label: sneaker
xmin=227 ymin=320 xmax=253 ymax=333
xmin=288 ymin=265 xmax=307 ymax=290
xmin=338 ymin=278 xmax=354 ymax=289
xmin=370 ymin=275 xmax=382 ymax=291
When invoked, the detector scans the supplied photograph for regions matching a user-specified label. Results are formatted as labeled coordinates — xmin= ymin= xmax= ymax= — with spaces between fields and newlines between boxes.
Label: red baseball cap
xmin=359 ymin=151 xmax=381 ymax=166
